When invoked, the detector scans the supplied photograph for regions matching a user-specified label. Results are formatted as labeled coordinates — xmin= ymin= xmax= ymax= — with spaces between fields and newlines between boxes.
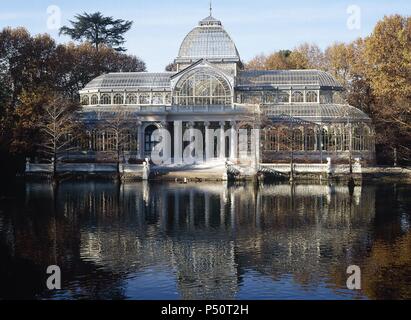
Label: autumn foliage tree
xmin=364 ymin=15 xmax=411 ymax=163
xmin=0 ymin=26 xmax=146 ymax=176
xmin=245 ymin=15 xmax=411 ymax=165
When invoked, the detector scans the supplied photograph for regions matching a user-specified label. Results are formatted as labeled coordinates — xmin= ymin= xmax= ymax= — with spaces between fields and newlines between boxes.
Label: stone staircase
xmin=151 ymin=160 xmax=227 ymax=181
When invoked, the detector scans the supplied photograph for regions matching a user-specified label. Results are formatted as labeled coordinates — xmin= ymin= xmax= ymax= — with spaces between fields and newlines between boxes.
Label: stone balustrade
xmin=25 ymin=161 xmax=145 ymax=175
xmin=259 ymin=157 xmax=362 ymax=174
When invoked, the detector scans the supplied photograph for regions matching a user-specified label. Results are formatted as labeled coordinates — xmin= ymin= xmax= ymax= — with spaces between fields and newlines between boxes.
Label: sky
xmin=0 ymin=0 xmax=410 ymax=71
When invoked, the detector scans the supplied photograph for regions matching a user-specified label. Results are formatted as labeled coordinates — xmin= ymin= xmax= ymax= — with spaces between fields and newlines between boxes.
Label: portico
xmin=141 ymin=119 xmax=249 ymax=164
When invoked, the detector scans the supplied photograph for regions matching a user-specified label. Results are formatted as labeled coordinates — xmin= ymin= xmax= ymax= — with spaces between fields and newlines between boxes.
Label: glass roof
xmin=82 ymin=72 xmax=176 ymax=91
xmin=176 ymin=15 xmax=240 ymax=61
xmin=264 ymin=104 xmax=371 ymax=123
xmin=238 ymin=70 xmax=343 ymax=88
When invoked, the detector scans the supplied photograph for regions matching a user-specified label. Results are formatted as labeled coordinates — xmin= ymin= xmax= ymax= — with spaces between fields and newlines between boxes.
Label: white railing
xmin=26 ymin=163 xmax=144 ymax=174
xmin=260 ymin=158 xmax=362 ymax=174
xmin=57 ymin=163 xmax=117 ymax=172
xmin=260 ymin=163 xmax=328 ymax=173
xmin=25 ymin=163 xmax=53 ymax=173
xmin=119 ymin=164 xmax=145 ymax=174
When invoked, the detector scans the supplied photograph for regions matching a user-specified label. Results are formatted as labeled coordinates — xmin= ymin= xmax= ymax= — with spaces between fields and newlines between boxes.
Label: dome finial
xmin=209 ymin=0 xmax=212 ymax=16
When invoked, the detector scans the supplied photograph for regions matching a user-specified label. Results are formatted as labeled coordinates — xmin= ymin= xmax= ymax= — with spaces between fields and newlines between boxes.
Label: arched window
xmin=363 ymin=126 xmax=371 ymax=151
xmin=90 ymin=94 xmax=98 ymax=105
xmin=113 ymin=93 xmax=124 ymax=105
xmin=144 ymin=125 xmax=158 ymax=156
xmin=291 ymin=91 xmax=304 ymax=103
xmin=292 ymin=129 xmax=303 ymax=151
xmin=265 ymin=128 xmax=277 ymax=151
xmin=165 ymin=93 xmax=172 ymax=105
xmin=126 ymin=93 xmax=137 ymax=105
xmin=306 ymin=91 xmax=318 ymax=103
xmin=152 ymin=93 xmax=163 ymax=105
xmin=264 ymin=92 xmax=276 ymax=104
xmin=120 ymin=129 xmax=137 ymax=152
xmin=343 ymin=126 xmax=350 ymax=151
xmin=327 ymin=127 xmax=337 ymax=151
xmin=353 ymin=127 xmax=362 ymax=151
xmin=278 ymin=91 xmax=290 ymax=103
xmin=81 ymin=95 xmax=89 ymax=106
xmin=305 ymin=128 xmax=316 ymax=151
xmin=101 ymin=94 xmax=111 ymax=105
xmin=320 ymin=128 xmax=328 ymax=151
xmin=92 ymin=130 xmax=105 ymax=151
xmin=174 ymin=69 xmax=231 ymax=106
xmin=104 ymin=131 xmax=115 ymax=151
xmin=279 ymin=128 xmax=291 ymax=151
xmin=139 ymin=93 xmax=150 ymax=104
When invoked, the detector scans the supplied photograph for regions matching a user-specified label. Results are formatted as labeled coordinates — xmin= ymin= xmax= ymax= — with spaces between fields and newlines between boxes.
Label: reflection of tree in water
xmin=230 ymin=184 xmax=375 ymax=293
xmin=0 ymin=183 xmax=126 ymax=299
xmin=0 ymin=181 xmax=410 ymax=299
xmin=328 ymin=184 xmax=411 ymax=299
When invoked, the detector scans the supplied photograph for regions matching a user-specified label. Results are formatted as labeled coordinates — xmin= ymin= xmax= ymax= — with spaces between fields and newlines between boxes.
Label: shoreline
xmin=22 ymin=166 xmax=411 ymax=184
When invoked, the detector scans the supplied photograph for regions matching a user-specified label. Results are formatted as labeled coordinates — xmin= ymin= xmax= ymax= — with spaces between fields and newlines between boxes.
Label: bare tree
xmin=100 ymin=106 xmax=132 ymax=179
xmin=338 ymin=104 xmax=354 ymax=173
xmin=37 ymin=94 xmax=82 ymax=176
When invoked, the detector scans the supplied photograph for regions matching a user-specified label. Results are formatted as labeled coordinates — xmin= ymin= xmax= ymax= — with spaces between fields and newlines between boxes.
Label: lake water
xmin=0 ymin=180 xmax=410 ymax=300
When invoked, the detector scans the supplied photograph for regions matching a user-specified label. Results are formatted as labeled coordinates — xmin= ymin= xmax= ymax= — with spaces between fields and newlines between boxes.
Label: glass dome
xmin=176 ymin=15 xmax=240 ymax=62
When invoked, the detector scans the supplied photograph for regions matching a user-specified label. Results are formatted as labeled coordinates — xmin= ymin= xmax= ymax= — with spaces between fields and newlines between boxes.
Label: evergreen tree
xmin=60 ymin=12 xmax=133 ymax=52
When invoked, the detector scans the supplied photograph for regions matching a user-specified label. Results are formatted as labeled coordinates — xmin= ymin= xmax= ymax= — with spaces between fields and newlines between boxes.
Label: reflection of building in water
xmin=20 ymin=181 xmax=376 ymax=299
xmin=230 ymin=183 xmax=375 ymax=287
xmin=77 ymin=182 xmax=239 ymax=299
xmin=171 ymin=241 xmax=238 ymax=299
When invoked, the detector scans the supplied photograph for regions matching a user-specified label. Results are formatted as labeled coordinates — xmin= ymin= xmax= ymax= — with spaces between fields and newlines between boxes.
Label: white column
xmin=205 ymin=121 xmax=213 ymax=161
xmin=230 ymin=121 xmax=238 ymax=161
xmin=186 ymin=121 xmax=195 ymax=163
xmin=219 ymin=121 xmax=226 ymax=159
xmin=255 ymin=128 xmax=260 ymax=166
xmin=174 ymin=120 xmax=183 ymax=164
xmin=250 ymin=127 xmax=260 ymax=169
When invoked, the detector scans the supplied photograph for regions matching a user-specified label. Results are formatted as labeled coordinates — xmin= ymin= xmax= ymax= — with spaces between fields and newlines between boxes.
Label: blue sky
xmin=1 ymin=0 xmax=410 ymax=71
